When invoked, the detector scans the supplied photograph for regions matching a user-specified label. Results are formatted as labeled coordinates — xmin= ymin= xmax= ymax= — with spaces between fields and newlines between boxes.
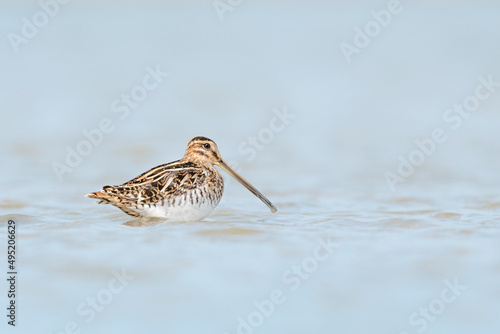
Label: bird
xmin=86 ymin=136 xmax=277 ymax=221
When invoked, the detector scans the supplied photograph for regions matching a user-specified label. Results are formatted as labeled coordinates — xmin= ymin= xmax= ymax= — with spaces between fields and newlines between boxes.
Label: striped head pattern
xmin=183 ymin=136 xmax=222 ymax=165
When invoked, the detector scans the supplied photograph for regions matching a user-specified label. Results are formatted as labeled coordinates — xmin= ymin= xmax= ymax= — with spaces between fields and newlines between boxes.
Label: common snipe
xmin=86 ymin=136 xmax=277 ymax=221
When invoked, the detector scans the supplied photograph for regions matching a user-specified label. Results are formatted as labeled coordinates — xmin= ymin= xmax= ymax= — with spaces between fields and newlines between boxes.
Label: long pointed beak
xmin=217 ymin=159 xmax=277 ymax=213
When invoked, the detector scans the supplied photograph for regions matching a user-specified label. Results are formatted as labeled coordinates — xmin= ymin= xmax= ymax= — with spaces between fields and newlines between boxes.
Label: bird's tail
xmin=86 ymin=189 xmax=141 ymax=217
xmin=85 ymin=191 xmax=114 ymax=204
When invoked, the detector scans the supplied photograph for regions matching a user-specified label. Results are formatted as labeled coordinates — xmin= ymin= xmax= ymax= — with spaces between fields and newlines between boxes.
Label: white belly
xmin=136 ymin=201 xmax=218 ymax=221
xmin=133 ymin=188 xmax=222 ymax=221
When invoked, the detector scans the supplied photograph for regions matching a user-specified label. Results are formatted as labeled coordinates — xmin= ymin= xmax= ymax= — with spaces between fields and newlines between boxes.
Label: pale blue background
xmin=1 ymin=1 xmax=500 ymax=334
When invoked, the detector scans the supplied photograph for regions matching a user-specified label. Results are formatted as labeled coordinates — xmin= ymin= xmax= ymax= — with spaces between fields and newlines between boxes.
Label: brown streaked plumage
xmin=86 ymin=136 xmax=277 ymax=220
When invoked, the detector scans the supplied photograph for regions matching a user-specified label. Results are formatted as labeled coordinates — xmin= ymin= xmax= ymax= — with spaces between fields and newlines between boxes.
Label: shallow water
xmin=2 ymin=181 xmax=500 ymax=334
xmin=2 ymin=1 xmax=500 ymax=334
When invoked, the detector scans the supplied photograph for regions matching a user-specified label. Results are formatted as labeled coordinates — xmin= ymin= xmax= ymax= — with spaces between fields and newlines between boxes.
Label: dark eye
xmin=203 ymin=143 xmax=211 ymax=149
